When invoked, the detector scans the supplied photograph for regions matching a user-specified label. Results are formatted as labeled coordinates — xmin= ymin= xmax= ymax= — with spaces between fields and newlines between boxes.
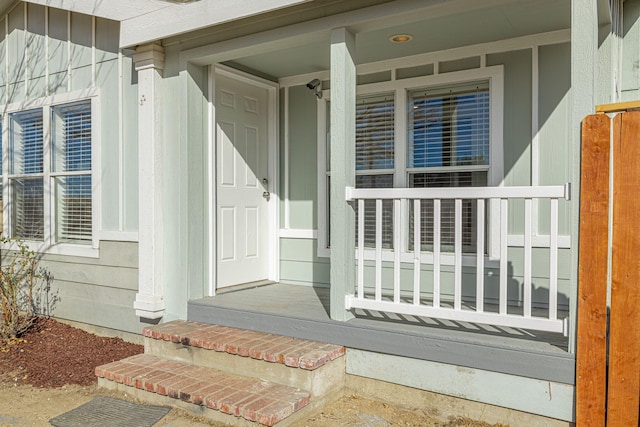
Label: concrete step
xmin=96 ymin=354 xmax=311 ymax=426
xmin=142 ymin=320 xmax=346 ymax=396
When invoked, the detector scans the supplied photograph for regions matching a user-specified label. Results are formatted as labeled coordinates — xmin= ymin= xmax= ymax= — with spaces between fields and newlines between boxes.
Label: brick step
xmin=96 ymin=354 xmax=310 ymax=426
xmin=143 ymin=320 xmax=344 ymax=370
xmin=142 ymin=320 xmax=346 ymax=397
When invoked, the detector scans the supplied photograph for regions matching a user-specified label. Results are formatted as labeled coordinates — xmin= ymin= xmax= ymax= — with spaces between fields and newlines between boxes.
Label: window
xmin=319 ymin=67 xmax=503 ymax=258
xmin=2 ymin=96 xmax=95 ymax=251
xmin=355 ymin=94 xmax=394 ymax=249
xmin=408 ymin=82 xmax=490 ymax=253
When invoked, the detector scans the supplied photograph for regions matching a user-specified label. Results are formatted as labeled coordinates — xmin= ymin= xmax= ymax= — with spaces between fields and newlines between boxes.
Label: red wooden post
xmin=607 ymin=111 xmax=640 ymax=426
xmin=576 ymin=114 xmax=610 ymax=426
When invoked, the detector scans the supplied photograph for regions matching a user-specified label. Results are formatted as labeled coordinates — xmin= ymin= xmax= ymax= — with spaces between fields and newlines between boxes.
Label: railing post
xmin=329 ymin=27 xmax=356 ymax=321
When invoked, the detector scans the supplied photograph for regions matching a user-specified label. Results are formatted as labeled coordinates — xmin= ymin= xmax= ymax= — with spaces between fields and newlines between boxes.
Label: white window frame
xmin=1 ymin=88 xmax=101 ymax=258
xmin=317 ymin=66 xmax=504 ymax=260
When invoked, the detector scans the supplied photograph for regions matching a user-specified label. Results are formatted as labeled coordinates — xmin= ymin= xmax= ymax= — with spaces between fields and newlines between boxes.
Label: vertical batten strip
xmin=476 ymin=199 xmax=485 ymax=312
xmin=524 ymin=198 xmax=532 ymax=317
xmin=454 ymin=199 xmax=462 ymax=310
xmin=393 ymin=198 xmax=401 ymax=304
xmin=4 ymin=16 xmax=8 ymax=105
xmin=532 ymin=46 xmax=540 ymax=237
xmin=24 ymin=3 xmax=28 ymax=97
xmin=499 ymin=198 xmax=508 ymax=315
xmin=433 ymin=199 xmax=441 ymax=308
xmin=549 ymin=198 xmax=559 ymax=320
xmin=67 ymin=11 xmax=71 ymax=92
xmin=375 ymin=199 xmax=382 ymax=301
xmin=284 ymin=86 xmax=290 ymax=229
xmin=357 ymin=198 xmax=364 ymax=299
xmin=118 ymin=50 xmax=124 ymax=230
xmin=91 ymin=16 xmax=95 ymax=87
xmin=45 ymin=7 xmax=49 ymax=96
xmin=413 ymin=199 xmax=421 ymax=305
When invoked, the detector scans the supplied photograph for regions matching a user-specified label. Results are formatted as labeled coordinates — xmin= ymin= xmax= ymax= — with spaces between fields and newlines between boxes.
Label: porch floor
xmin=188 ymin=283 xmax=574 ymax=385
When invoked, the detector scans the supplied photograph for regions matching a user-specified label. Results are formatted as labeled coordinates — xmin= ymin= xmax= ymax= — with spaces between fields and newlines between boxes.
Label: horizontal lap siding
xmin=33 ymin=241 xmax=144 ymax=334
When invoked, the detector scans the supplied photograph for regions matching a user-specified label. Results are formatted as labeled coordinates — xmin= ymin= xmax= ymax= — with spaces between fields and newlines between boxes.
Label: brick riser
xmin=96 ymin=354 xmax=310 ymax=426
xmin=143 ymin=320 xmax=345 ymax=369
xmin=96 ymin=320 xmax=346 ymax=426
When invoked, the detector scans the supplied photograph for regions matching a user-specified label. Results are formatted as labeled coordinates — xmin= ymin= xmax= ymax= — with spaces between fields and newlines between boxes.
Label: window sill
xmin=1 ymin=241 xmax=99 ymax=258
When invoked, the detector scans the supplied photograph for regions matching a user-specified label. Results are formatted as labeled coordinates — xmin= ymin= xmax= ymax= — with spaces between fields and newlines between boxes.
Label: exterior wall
xmin=279 ymin=41 xmax=573 ymax=307
xmin=622 ymin=0 xmax=640 ymax=101
xmin=0 ymin=3 xmax=141 ymax=333
xmin=36 ymin=241 xmax=144 ymax=334
xmin=0 ymin=3 xmax=138 ymax=234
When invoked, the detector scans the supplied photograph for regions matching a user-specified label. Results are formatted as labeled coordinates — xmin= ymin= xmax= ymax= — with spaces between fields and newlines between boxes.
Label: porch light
xmin=389 ymin=34 xmax=413 ymax=43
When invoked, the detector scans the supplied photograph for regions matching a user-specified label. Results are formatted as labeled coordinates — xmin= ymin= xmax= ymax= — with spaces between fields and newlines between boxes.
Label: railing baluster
xmin=549 ymin=198 xmax=559 ymax=321
xmin=476 ymin=199 xmax=485 ymax=312
xmin=454 ymin=199 xmax=462 ymax=311
xmin=524 ymin=198 xmax=532 ymax=317
xmin=499 ymin=198 xmax=508 ymax=315
xmin=393 ymin=198 xmax=401 ymax=304
xmin=357 ymin=198 xmax=364 ymax=299
xmin=413 ymin=199 xmax=421 ymax=305
xmin=344 ymin=184 xmax=569 ymax=334
xmin=433 ymin=199 xmax=441 ymax=308
xmin=375 ymin=199 xmax=382 ymax=301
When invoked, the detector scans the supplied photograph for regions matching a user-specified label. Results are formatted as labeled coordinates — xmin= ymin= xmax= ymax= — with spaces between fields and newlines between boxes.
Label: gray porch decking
xmin=188 ymin=283 xmax=574 ymax=385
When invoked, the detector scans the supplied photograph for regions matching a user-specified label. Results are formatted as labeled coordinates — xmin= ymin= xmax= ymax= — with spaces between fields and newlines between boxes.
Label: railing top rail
xmin=346 ymin=183 xmax=571 ymax=201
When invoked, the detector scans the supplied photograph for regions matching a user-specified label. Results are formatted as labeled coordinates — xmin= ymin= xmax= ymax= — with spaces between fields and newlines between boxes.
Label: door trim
xmin=208 ymin=64 xmax=280 ymax=296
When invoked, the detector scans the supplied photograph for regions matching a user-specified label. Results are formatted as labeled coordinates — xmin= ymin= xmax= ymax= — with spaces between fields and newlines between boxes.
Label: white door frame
xmin=208 ymin=64 xmax=280 ymax=296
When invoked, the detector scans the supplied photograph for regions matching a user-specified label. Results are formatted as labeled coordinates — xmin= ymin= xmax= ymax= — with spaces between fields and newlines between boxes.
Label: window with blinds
xmin=355 ymin=94 xmax=395 ymax=248
xmin=52 ymin=101 xmax=92 ymax=243
xmin=408 ymin=81 xmax=490 ymax=253
xmin=9 ymin=110 xmax=44 ymax=240
xmin=5 ymin=100 xmax=93 ymax=245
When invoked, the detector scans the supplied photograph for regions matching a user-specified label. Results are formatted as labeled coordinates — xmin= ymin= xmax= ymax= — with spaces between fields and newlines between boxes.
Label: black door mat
xmin=49 ymin=396 xmax=171 ymax=427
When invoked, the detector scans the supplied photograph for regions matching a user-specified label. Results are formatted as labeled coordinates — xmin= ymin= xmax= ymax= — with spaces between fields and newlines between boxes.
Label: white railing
xmin=344 ymin=184 xmax=571 ymax=334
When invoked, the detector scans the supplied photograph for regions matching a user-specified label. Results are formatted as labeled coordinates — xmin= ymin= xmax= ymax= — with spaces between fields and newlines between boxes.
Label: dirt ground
xmin=0 ymin=318 xmax=506 ymax=427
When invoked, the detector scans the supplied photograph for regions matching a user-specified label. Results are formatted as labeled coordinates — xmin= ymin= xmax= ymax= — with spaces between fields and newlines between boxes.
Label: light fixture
xmin=389 ymin=34 xmax=413 ymax=43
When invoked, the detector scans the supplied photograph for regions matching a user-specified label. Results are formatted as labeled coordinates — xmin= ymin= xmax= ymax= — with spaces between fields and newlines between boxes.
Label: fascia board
xmin=120 ymin=0 xmax=311 ymax=48
xmin=22 ymin=0 xmax=171 ymax=21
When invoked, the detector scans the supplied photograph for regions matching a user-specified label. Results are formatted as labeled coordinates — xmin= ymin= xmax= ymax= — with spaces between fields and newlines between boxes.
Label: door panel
xmin=216 ymin=74 xmax=270 ymax=288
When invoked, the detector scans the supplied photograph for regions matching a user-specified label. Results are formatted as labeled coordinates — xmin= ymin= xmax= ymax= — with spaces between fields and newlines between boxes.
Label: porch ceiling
xmin=226 ymin=0 xmax=570 ymax=80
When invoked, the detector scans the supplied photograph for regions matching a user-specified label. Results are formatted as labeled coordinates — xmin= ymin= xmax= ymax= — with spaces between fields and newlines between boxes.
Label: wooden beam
xmin=595 ymin=100 xmax=640 ymax=114
xmin=576 ymin=114 xmax=610 ymax=426
xmin=607 ymin=111 xmax=640 ymax=426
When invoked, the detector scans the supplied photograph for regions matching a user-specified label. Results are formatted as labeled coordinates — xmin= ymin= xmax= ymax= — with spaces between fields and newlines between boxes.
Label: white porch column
xmin=133 ymin=42 xmax=166 ymax=319
xmin=329 ymin=27 xmax=356 ymax=321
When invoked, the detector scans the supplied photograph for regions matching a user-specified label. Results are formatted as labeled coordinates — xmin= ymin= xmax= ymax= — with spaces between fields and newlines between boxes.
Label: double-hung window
xmin=2 ymin=96 xmax=95 ymax=252
xmin=408 ymin=81 xmax=490 ymax=253
xmin=320 ymin=66 xmax=503 ymax=258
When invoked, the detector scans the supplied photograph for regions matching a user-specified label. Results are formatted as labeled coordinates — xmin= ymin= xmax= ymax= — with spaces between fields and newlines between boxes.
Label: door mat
xmin=49 ymin=396 xmax=171 ymax=427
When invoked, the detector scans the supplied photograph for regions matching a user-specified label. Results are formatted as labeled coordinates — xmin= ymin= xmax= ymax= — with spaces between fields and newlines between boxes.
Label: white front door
xmin=216 ymin=73 xmax=270 ymax=288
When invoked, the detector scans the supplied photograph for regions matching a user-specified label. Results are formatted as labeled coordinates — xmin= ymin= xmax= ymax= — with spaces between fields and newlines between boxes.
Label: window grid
xmin=3 ymin=99 xmax=93 ymax=246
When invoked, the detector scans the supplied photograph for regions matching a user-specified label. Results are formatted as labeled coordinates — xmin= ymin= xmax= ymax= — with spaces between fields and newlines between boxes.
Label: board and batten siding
xmin=0 ymin=2 xmax=138 ymax=235
xmin=622 ymin=0 xmax=640 ymax=101
xmin=0 ymin=3 xmax=141 ymax=332
xmin=279 ymin=41 xmax=573 ymax=309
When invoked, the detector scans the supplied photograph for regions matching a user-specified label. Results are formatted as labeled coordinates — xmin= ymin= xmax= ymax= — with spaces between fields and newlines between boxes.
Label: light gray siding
xmin=35 ymin=241 xmax=144 ymax=334
xmin=279 ymin=43 xmax=573 ymax=308
xmin=0 ymin=3 xmax=140 ymax=333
